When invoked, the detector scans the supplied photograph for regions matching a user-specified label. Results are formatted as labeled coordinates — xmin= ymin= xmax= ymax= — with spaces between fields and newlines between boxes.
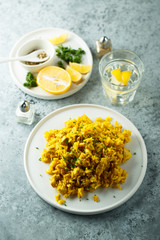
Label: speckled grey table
xmin=0 ymin=0 xmax=160 ymax=239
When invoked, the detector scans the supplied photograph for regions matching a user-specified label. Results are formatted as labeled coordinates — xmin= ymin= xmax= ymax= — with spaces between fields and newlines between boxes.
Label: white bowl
xmin=17 ymin=39 xmax=55 ymax=72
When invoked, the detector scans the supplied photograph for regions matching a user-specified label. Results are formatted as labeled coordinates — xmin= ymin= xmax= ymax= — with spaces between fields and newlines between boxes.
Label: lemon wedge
xmin=66 ymin=66 xmax=82 ymax=83
xmin=69 ymin=62 xmax=92 ymax=74
xmin=111 ymin=69 xmax=132 ymax=85
xmin=37 ymin=66 xmax=71 ymax=95
xmin=111 ymin=68 xmax=123 ymax=83
xmin=121 ymin=71 xmax=132 ymax=85
xmin=48 ymin=33 xmax=68 ymax=45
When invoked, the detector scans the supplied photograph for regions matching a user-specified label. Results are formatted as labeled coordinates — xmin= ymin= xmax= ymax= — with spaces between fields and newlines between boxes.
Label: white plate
xmin=9 ymin=28 xmax=93 ymax=100
xmin=24 ymin=104 xmax=147 ymax=215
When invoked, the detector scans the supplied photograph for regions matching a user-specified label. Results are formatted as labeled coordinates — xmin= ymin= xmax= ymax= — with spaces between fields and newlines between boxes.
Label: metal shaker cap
xmin=99 ymin=36 xmax=110 ymax=49
xmin=20 ymin=100 xmax=30 ymax=112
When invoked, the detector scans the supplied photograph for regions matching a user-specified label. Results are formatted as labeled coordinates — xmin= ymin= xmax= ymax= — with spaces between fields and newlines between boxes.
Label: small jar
xmin=16 ymin=100 xmax=35 ymax=125
xmin=96 ymin=36 xmax=112 ymax=59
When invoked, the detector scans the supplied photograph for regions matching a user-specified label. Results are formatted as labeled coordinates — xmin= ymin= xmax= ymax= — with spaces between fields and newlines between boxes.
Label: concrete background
xmin=0 ymin=0 xmax=159 ymax=239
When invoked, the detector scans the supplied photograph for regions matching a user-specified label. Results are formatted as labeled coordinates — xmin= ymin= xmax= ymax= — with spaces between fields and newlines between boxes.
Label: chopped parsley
xmin=55 ymin=45 xmax=85 ymax=63
xmin=57 ymin=60 xmax=65 ymax=69
xmin=23 ymin=72 xmax=37 ymax=88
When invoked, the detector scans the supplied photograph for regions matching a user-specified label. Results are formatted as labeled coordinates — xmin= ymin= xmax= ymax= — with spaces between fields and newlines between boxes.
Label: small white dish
xmin=24 ymin=104 xmax=147 ymax=215
xmin=9 ymin=28 xmax=93 ymax=99
xmin=17 ymin=39 xmax=55 ymax=72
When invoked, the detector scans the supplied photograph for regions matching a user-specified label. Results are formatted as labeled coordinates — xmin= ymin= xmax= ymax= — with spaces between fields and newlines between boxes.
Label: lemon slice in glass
xmin=111 ymin=68 xmax=123 ymax=84
xmin=121 ymin=70 xmax=132 ymax=85
xmin=111 ymin=69 xmax=132 ymax=85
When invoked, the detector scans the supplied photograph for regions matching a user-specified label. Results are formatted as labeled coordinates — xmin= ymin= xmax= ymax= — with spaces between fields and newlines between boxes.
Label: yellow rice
xmin=41 ymin=114 xmax=132 ymax=199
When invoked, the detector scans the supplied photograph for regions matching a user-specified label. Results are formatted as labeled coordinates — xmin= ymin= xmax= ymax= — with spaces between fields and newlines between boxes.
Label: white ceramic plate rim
xmin=9 ymin=27 xmax=93 ymax=100
xmin=24 ymin=104 xmax=147 ymax=215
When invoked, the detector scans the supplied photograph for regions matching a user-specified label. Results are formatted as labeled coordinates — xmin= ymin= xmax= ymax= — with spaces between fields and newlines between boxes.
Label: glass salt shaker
xmin=96 ymin=36 xmax=112 ymax=59
xmin=16 ymin=100 xmax=35 ymax=125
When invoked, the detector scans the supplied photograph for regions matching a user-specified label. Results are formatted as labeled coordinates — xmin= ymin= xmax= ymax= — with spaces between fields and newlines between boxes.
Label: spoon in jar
xmin=0 ymin=49 xmax=49 ymax=64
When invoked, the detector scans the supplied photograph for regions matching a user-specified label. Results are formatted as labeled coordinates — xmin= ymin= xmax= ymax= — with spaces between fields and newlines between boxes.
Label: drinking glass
xmin=99 ymin=49 xmax=144 ymax=105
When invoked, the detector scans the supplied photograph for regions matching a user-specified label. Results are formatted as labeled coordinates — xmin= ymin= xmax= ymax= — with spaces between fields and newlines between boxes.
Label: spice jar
xmin=96 ymin=36 xmax=112 ymax=59
xmin=16 ymin=100 xmax=35 ymax=125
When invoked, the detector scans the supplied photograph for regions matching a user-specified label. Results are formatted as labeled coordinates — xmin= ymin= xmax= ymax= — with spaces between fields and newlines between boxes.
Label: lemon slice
xmin=121 ymin=70 xmax=132 ymax=85
xmin=48 ymin=33 xmax=68 ymax=45
xmin=69 ymin=62 xmax=92 ymax=74
xmin=111 ymin=69 xmax=132 ymax=85
xmin=37 ymin=66 xmax=71 ymax=95
xmin=111 ymin=68 xmax=123 ymax=83
xmin=66 ymin=66 xmax=82 ymax=83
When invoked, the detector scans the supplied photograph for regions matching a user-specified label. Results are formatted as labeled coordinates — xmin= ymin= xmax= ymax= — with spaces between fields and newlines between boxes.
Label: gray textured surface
xmin=0 ymin=0 xmax=160 ymax=239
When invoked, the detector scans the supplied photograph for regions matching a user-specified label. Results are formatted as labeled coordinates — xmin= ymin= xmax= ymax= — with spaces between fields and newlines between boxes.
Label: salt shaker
xmin=96 ymin=36 xmax=112 ymax=59
xmin=16 ymin=100 xmax=35 ymax=125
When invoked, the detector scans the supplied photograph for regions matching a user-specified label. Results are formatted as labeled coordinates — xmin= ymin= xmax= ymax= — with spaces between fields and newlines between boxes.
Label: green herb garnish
xmin=56 ymin=45 xmax=85 ymax=63
xmin=23 ymin=72 xmax=37 ymax=88
xmin=57 ymin=60 xmax=65 ymax=69
xmin=36 ymin=147 xmax=39 ymax=149
xmin=133 ymin=152 xmax=136 ymax=155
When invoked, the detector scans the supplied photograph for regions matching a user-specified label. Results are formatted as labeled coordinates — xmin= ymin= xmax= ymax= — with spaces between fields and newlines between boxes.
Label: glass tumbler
xmin=99 ymin=49 xmax=144 ymax=105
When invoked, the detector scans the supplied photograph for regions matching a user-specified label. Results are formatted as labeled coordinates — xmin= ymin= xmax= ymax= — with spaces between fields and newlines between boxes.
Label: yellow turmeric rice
xmin=41 ymin=114 xmax=132 ymax=199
